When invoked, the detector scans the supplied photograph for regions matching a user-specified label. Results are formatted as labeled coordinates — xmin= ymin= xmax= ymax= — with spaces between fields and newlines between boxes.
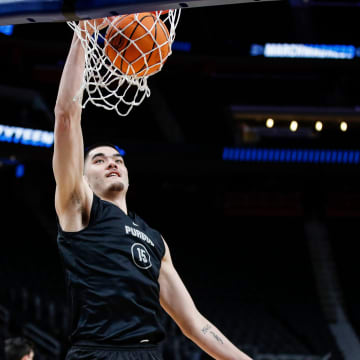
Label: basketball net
xmin=67 ymin=10 xmax=181 ymax=116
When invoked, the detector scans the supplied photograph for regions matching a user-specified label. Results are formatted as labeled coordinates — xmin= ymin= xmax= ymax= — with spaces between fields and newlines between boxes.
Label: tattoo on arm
xmin=210 ymin=331 xmax=224 ymax=344
xmin=201 ymin=324 xmax=211 ymax=335
xmin=201 ymin=324 xmax=224 ymax=344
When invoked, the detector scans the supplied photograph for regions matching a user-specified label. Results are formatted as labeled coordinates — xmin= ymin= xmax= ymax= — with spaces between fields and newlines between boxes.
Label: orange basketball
xmin=104 ymin=13 xmax=170 ymax=77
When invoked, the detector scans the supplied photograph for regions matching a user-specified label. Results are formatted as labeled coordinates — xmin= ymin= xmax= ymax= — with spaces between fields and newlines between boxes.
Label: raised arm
xmin=159 ymin=240 xmax=253 ymax=360
xmin=53 ymin=20 xmax=111 ymax=229
xmin=53 ymin=29 xmax=88 ymax=221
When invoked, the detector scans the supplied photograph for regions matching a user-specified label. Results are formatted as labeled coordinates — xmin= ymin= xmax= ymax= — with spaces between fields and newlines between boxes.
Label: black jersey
xmin=57 ymin=193 xmax=166 ymax=346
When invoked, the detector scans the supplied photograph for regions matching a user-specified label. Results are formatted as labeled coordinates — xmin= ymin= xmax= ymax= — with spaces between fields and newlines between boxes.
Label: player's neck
xmin=101 ymin=192 xmax=128 ymax=214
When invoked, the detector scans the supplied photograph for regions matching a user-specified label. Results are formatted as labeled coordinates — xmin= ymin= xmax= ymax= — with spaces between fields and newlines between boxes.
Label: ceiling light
xmin=265 ymin=118 xmax=274 ymax=128
xmin=315 ymin=121 xmax=323 ymax=132
xmin=290 ymin=121 xmax=298 ymax=132
xmin=340 ymin=121 xmax=348 ymax=132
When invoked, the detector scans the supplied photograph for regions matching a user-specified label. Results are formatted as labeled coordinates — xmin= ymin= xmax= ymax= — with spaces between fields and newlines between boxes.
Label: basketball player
xmin=54 ymin=18 xmax=252 ymax=360
xmin=4 ymin=337 xmax=35 ymax=360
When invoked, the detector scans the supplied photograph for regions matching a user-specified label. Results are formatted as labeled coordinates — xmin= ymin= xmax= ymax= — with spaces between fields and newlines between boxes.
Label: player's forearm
xmin=53 ymin=31 xmax=85 ymax=186
xmin=54 ymin=32 xmax=85 ymax=118
xmin=186 ymin=319 xmax=253 ymax=360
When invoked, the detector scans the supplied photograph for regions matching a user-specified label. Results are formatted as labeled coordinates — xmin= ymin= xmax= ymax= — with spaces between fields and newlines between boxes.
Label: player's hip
xmin=66 ymin=343 xmax=162 ymax=360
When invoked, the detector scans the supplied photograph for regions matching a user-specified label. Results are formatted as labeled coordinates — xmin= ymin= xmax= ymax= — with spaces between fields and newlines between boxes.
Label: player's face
xmin=84 ymin=146 xmax=129 ymax=195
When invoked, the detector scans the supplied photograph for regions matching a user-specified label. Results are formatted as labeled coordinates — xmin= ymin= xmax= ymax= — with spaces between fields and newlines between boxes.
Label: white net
xmin=67 ymin=10 xmax=181 ymax=116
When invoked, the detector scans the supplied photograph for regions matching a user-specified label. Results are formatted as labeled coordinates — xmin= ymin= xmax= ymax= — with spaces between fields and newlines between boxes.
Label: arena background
xmin=0 ymin=1 xmax=360 ymax=359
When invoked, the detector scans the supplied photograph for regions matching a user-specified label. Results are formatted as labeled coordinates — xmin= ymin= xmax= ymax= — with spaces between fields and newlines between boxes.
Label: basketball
xmin=104 ymin=13 xmax=171 ymax=77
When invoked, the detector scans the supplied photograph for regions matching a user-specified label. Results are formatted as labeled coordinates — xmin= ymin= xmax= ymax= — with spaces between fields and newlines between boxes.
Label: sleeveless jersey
xmin=57 ymin=193 xmax=166 ymax=346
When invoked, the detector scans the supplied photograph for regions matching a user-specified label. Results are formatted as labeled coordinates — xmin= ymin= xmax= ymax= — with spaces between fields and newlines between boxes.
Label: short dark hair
xmin=84 ymin=142 xmax=125 ymax=162
xmin=5 ymin=337 xmax=34 ymax=360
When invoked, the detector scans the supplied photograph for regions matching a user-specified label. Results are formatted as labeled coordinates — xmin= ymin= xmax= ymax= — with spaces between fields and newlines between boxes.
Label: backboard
xmin=0 ymin=0 xmax=282 ymax=25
